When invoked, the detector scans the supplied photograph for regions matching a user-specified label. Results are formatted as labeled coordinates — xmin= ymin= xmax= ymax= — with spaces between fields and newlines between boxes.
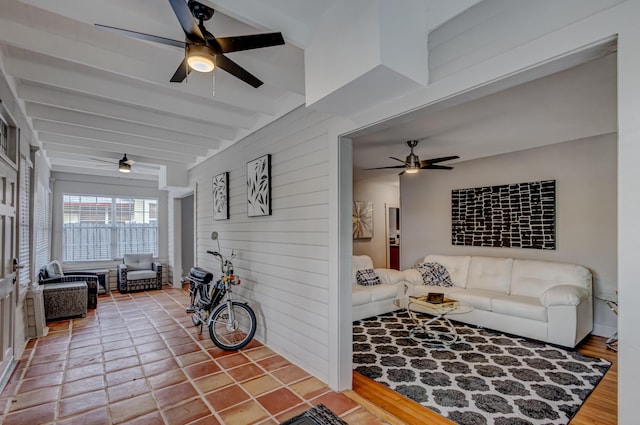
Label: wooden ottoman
xmin=43 ymin=281 xmax=88 ymax=321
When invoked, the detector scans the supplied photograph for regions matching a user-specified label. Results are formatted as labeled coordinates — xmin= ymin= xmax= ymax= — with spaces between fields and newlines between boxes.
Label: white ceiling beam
xmin=39 ymin=133 xmax=199 ymax=164
xmin=26 ymin=103 xmax=220 ymax=148
xmin=0 ymin=13 xmax=290 ymax=114
xmin=33 ymin=121 xmax=208 ymax=157
xmin=4 ymin=55 xmax=256 ymax=130
xmin=18 ymin=82 xmax=237 ymax=141
xmin=44 ymin=143 xmax=178 ymax=167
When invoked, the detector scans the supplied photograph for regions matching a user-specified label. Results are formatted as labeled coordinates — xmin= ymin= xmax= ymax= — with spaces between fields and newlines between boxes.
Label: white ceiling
xmin=0 ymin=1 xmax=616 ymax=183
xmin=352 ymin=52 xmax=617 ymax=182
xmin=1 ymin=0 xmax=313 ymax=180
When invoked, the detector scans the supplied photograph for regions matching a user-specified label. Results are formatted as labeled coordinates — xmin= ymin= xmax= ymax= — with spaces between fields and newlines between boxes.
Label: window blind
xmin=34 ymin=180 xmax=51 ymax=275
xmin=18 ymin=155 xmax=31 ymax=284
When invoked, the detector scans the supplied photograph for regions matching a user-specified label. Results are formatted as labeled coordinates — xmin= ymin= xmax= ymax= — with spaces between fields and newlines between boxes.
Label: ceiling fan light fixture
xmin=118 ymin=154 xmax=131 ymax=173
xmin=405 ymin=166 xmax=419 ymax=174
xmin=187 ymin=44 xmax=215 ymax=72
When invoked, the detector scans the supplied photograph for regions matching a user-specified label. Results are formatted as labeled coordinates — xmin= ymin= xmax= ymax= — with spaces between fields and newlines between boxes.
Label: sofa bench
xmin=352 ymin=255 xmax=410 ymax=321
xmin=404 ymin=255 xmax=593 ymax=347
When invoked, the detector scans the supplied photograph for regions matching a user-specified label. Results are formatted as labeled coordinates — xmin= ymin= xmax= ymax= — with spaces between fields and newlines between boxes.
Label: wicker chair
xmin=117 ymin=253 xmax=162 ymax=293
xmin=38 ymin=260 xmax=98 ymax=313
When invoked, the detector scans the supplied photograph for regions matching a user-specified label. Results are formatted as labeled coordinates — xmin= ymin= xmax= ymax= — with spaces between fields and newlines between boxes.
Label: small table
xmin=396 ymin=297 xmax=474 ymax=346
xmin=595 ymin=292 xmax=618 ymax=351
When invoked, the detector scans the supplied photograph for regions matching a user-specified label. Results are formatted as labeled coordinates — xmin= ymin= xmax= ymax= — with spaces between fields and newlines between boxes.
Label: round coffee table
xmin=396 ymin=297 xmax=474 ymax=346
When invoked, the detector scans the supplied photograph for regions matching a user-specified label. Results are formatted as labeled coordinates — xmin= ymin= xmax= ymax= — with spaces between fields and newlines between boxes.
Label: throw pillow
xmin=45 ymin=261 xmax=64 ymax=278
xmin=356 ymin=269 xmax=381 ymax=286
xmin=413 ymin=262 xmax=453 ymax=287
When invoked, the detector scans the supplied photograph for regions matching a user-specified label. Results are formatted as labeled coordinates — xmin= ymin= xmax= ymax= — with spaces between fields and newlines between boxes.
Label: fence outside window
xmin=63 ymin=195 xmax=158 ymax=261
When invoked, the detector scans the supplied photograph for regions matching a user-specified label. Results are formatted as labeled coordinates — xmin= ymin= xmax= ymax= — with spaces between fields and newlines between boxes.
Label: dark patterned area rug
xmin=353 ymin=311 xmax=610 ymax=425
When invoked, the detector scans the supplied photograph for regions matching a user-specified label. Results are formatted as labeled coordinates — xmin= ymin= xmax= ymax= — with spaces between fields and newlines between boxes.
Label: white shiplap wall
xmin=189 ymin=106 xmax=337 ymax=380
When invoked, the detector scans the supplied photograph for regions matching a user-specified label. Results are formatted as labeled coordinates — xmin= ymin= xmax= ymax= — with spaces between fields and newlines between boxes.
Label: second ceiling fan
xmin=96 ymin=0 xmax=285 ymax=88
xmin=366 ymin=140 xmax=459 ymax=175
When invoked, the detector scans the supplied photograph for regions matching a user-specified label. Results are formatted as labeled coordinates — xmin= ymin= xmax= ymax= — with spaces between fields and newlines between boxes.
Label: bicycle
xmin=187 ymin=232 xmax=257 ymax=350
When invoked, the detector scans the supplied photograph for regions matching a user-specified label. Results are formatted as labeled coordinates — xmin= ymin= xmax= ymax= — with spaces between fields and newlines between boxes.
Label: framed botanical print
xmin=247 ymin=154 xmax=271 ymax=217
xmin=212 ymin=172 xmax=229 ymax=220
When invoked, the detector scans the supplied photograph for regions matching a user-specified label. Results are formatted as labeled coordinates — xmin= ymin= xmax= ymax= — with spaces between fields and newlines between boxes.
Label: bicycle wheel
xmin=208 ymin=301 xmax=256 ymax=350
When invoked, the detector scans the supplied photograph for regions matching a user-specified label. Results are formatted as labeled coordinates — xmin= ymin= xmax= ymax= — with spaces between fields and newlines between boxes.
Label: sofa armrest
xmin=374 ymin=268 xmax=404 ymax=284
xmin=540 ymin=285 xmax=590 ymax=307
xmin=403 ymin=269 xmax=423 ymax=285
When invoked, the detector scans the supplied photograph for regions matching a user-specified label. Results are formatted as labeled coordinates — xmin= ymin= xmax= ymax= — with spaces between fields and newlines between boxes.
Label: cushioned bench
xmin=43 ymin=281 xmax=88 ymax=321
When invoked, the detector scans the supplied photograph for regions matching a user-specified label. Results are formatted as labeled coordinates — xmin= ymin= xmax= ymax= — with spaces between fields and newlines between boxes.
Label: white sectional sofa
xmin=404 ymin=255 xmax=593 ymax=348
xmin=352 ymin=255 xmax=409 ymax=321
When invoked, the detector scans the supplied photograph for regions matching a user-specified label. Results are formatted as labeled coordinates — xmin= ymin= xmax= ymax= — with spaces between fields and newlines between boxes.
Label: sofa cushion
xmin=511 ymin=259 xmax=592 ymax=298
xmin=369 ymin=283 xmax=400 ymax=302
xmin=127 ymin=270 xmax=157 ymax=280
xmin=124 ymin=253 xmax=153 ymax=271
xmin=412 ymin=262 xmax=453 ymax=287
xmin=352 ymin=285 xmax=373 ymax=306
xmin=356 ymin=269 xmax=381 ymax=286
xmin=424 ymin=255 xmax=471 ymax=288
xmin=491 ymin=294 xmax=547 ymax=322
xmin=446 ymin=288 xmax=504 ymax=311
xmin=466 ymin=257 xmax=513 ymax=294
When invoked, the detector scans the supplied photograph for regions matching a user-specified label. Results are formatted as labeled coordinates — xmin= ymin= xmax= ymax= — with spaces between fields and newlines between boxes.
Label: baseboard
xmin=593 ymin=322 xmax=617 ymax=337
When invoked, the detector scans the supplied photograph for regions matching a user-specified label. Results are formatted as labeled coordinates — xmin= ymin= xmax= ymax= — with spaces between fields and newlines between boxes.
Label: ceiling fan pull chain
xmin=212 ymin=71 xmax=215 ymax=97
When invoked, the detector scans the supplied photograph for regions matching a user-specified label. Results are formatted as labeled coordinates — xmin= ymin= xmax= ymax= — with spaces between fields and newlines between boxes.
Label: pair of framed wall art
xmin=212 ymin=154 xmax=271 ymax=220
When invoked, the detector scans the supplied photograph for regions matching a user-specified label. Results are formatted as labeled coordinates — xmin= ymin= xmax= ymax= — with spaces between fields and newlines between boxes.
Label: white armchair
xmin=117 ymin=253 xmax=162 ymax=293
xmin=352 ymin=255 xmax=409 ymax=321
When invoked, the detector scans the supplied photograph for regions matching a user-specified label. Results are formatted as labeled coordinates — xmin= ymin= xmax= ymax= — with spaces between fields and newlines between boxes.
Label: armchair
xmin=38 ymin=260 xmax=98 ymax=310
xmin=117 ymin=253 xmax=162 ymax=293
xmin=38 ymin=260 xmax=98 ymax=320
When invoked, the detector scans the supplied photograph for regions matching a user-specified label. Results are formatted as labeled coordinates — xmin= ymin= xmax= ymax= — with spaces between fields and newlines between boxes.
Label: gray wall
xmin=51 ymin=172 xmax=169 ymax=272
xmin=352 ymin=180 xmax=399 ymax=267
xmin=400 ymin=134 xmax=617 ymax=335
xmin=181 ymin=194 xmax=194 ymax=274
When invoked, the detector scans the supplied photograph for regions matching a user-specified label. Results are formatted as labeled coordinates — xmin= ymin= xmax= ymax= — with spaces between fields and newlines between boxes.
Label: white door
xmin=0 ymin=159 xmax=17 ymax=383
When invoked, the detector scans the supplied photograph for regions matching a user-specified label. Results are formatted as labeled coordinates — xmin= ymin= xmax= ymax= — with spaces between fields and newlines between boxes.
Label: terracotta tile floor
xmin=0 ymin=288 xmax=390 ymax=425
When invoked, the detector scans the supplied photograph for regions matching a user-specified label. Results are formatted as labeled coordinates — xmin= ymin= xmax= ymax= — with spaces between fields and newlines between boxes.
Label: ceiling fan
xmin=95 ymin=0 xmax=285 ymax=88
xmin=365 ymin=140 xmax=459 ymax=175
xmin=90 ymin=154 xmax=156 ymax=174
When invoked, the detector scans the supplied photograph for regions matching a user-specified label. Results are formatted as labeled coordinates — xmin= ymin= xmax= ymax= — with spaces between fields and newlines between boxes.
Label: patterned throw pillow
xmin=412 ymin=262 xmax=453 ymax=287
xmin=356 ymin=269 xmax=381 ymax=286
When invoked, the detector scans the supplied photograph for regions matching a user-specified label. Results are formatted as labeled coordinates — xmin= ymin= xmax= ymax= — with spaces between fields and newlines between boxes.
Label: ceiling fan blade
xmin=364 ymin=165 xmax=406 ymax=170
xmin=389 ymin=157 xmax=410 ymax=165
xmin=215 ymin=54 xmax=263 ymax=88
xmin=421 ymin=155 xmax=460 ymax=165
xmin=421 ymin=164 xmax=454 ymax=170
xmin=170 ymin=57 xmax=191 ymax=82
xmin=94 ymin=24 xmax=186 ymax=48
xmin=213 ymin=33 xmax=285 ymax=53
xmin=89 ymin=157 xmax=116 ymax=164
xmin=168 ymin=0 xmax=205 ymax=42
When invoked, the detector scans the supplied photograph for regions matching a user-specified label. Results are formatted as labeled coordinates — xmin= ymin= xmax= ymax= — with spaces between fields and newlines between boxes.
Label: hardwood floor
xmin=352 ymin=335 xmax=617 ymax=425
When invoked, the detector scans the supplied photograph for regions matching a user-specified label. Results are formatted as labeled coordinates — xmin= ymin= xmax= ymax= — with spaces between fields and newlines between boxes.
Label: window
xmin=63 ymin=194 xmax=158 ymax=261
xmin=0 ymin=119 xmax=7 ymax=156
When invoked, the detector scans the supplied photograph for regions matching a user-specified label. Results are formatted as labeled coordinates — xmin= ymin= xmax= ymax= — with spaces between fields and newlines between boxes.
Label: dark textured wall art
xmin=452 ymin=180 xmax=556 ymax=249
